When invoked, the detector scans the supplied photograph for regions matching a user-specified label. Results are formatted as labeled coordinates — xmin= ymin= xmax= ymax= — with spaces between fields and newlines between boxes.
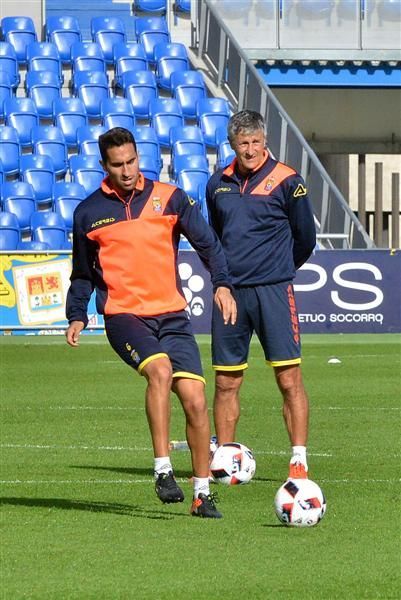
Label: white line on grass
xmin=1 ymin=406 xmax=399 ymax=412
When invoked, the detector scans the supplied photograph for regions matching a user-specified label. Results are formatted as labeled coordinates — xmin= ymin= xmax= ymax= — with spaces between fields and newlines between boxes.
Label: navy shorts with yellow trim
xmin=105 ymin=311 xmax=204 ymax=381
xmin=212 ymin=282 xmax=301 ymax=369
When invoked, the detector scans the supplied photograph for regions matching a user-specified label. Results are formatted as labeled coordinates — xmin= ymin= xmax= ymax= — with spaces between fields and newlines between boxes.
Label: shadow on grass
xmin=0 ymin=497 xmax=189 ymax=519
xmin=70 ymin=464 xmax=192 ymax=479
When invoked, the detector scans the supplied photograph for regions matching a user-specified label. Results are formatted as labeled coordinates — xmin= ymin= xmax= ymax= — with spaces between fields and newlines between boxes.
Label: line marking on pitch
xmin=0 ymin=478 xmax=399 ymax=485
xmin=1 ymin=406 xmax=399 ymax=412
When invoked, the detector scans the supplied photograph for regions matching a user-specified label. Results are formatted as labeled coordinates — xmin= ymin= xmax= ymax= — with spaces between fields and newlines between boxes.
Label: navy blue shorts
xmin=105 ymin=311 xmax=205 ymax=382
xmin=211 ymin=282 xmax=301 ymax=370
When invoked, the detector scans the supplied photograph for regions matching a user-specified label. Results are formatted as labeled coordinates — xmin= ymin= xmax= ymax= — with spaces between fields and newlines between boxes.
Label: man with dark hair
xmin=206 ymin=110 xmax=316 ymax=480
xmin=66 ymin=127 xmax=237 ymax=518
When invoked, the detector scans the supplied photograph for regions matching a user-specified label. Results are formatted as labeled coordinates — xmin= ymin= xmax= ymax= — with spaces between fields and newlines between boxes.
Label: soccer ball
xmin=210 ymin=442 xmax=256 ymax=485
xmin=274 ymin=478 xmax=326 ymax=527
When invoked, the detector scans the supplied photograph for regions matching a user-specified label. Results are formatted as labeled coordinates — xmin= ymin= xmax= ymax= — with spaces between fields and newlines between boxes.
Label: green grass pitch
xmin=0 ymin=334 xmax=400 ymax=599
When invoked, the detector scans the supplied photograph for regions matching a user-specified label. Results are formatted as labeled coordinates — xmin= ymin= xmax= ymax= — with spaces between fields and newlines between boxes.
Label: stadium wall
xmin=0 ymin=250 xmax=400 ymax=335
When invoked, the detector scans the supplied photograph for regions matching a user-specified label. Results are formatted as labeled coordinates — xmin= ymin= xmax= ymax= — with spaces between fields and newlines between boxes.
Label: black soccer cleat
xmin=155 ymin=471 xmax=185 ymax=504
xmin=190 ymin=492 xmax=222 ymax=519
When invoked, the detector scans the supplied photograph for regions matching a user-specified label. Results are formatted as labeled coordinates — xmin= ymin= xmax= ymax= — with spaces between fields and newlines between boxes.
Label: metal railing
xmin=193 ymin=0 xmax=375 ymax=249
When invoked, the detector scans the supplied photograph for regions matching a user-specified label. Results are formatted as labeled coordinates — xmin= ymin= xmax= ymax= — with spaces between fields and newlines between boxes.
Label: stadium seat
xmin=216 ymin=140 xmax=235 ymax=169
xmin=0 ymin=126 xmax=20 ymax=177
xmin=45 ymin=15 xmax=82 ymax=64
xmin=177 ymin=168 xmax=210 ymax=204
xmin=30 ymin=210 xmax=68 ymax=249
xmin=52 ymin=181 xmax=87 ymax=204
xmin=53 ymin=196 xmax=82 ymax=232
xmin=76 ymin=125 xmax=106 ymax=156
xmin=2 ymin=181 xmax=37 ymax=233
xmin=4 ymin=97 xmax=40 ymax=148
xmin=101 ymin=97 xmax=136 ymax=131
xmin=1 ymin=16 xmax=37 ymax=64
xmin=139 ymin=154 xmax=161 ymax=180
xmin=154 ymin=42 xmax=189 ymax=90
xmin=53 ymin=97 xmax=88 ymax=148
xmin=0 ymin=211 xmax=20 ymax=250
xmin=170 ymin=125 xmax=206 ymax=157
xmin=121 ymin=69 xmax=157 ymax=120
xmin=137 ymin=19 xmax=171 ymax=63
xmin=175 ymin=0 xmax=191 ymax=12
xmin=31 ymin=126 xmax=68 ymax=177
xmin=197 ymin=98 xmax=231 ymax=147
xmin=25 ymin=71 xmax=62 ymax=119
xmin=0 ymin=159 xmax=4 ymax=185
xmin=17 ymin=240 xmax=51 ymax=251
xmin=171 ymin=153 xmax=209 ymax=182
xmin=71 ymin=41 xmax=106 ymax=74
xmin=171 ymin=70 xmax=207 ymax=119
xmin=133 ymin=125 xmax=163 ymax=171
xmin=149 ymin=97 xmax=184 ymax=147
xmin=113 ymin=42 xmax=148 ymax=89
xmin=26 ymin=42 xmax=64 ymax=86
xmin=0 ymin=72 xmax=12 ymax=119
xmin=134 ymin=0 xmax=167 ymax=13
xmin=91 ymin=16 xmax=127 ymax=63
xmin=0 ymin=42 xmax=20 ymax=89
xmin=20 ymin=154 xmax=56 ymax=207
xmin=73 ymin=71 xmax=109 ymax=119
xmin=69 ymin=155 xmax=105 ymax=196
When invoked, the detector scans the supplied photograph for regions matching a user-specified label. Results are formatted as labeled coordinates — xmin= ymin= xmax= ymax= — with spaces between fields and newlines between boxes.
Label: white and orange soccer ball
xmin=210 ymin=442 xmax=256 ymax=485
xmin=274 ymin=478 xmax=327 ymax=527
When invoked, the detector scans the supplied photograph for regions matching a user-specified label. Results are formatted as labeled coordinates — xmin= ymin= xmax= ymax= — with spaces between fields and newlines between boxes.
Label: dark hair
xmin=98 ymin=127 xmax=137 ymax=163
xmin=227 ymin=110 xmax=266 ymax=145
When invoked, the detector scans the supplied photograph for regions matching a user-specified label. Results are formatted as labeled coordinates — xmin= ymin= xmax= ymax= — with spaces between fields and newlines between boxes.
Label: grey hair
xmin=227 ymin=110 xmax=266 ymax=145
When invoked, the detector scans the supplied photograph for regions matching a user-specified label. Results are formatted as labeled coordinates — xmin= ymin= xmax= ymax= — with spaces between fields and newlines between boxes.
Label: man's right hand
xmin=65 ymin=321 xmax=85 ymax=347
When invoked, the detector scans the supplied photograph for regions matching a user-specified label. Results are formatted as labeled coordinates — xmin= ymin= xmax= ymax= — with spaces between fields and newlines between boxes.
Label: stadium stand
xmin=91 ymin=16 xmax=127 ymax=63
xmin=1 ymin=16 xmax=37 ymax=64
xmin=0 ymin=126 xmax=20 ymax=178
xmin=4 ymin=98 xmax=40 ymax=148
xmin=45 ymin=15 xmax=82 ymax=64
xmin=1 ymin=182 xmax=37 ymax=234
xmin=20 ymin=155 xmax=56 ymax=207
xmin=0 ymin=211 xmax=20 ymax=250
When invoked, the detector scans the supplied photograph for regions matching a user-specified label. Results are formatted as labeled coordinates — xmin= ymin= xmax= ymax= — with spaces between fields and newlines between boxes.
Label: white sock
xmin=193 ymin=476 xmax=210 ymax=498
xmin=291 ymin=446 xmax=308 ymax=469
xmin=154 ymin=456 xmax=172 ymax=478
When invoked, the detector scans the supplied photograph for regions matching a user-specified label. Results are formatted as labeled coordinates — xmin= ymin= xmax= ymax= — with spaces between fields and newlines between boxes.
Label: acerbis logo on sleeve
xmin=293 ymin=184 xmax=307 ymax=198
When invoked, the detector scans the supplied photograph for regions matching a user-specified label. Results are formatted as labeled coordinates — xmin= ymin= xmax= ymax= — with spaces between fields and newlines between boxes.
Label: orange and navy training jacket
xmin=206 ymin=152 xmax=316 ymax=287
xmin=66 ymin=174 xmax=232 ymax=327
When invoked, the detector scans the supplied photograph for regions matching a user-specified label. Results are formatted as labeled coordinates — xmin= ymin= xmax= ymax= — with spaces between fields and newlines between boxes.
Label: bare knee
xmin=215 ymin=371 xmax=243 ymax=397
xmin=274 ymin=365 xmax=304 ymax=398
xmin=143 ymin=358 xmax=173 ymax=389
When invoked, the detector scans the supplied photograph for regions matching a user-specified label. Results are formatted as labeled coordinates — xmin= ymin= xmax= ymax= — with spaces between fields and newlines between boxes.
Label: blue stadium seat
xmin=25 ymin=71 xmax=62 ymax=119
xmin=149 ymin=97 xmax=184 ymax=146
xmin=0 ymin=158 xmax=4 ymax=184
xmin=197 ymin=98 xmax=231 ymax=147
xmin=4 ymin=97 xmax=39 ymax=148
xmin=101 ymin=97 xmax=136 ymax=130
xmin=133 ymin=125 xmax=162 ymax=171
xmin=53 ymin=97 xmax=88 ymax=148
xmin=137 ymin=21 xmax=170 ymax=63
xmin=26 ymin=42 xmax=64 ymax=86
xmin=71 ymin=41 xmax=106 ymax=74
xmin=69 ymin=155 xmax=105 ymax=196
xmin=135 ymin=0 xmax=167 ymax=13
xmin=52 ymin=181 xmax=87 ymax=204
xmin=73 ymin=71 xmax=109 ymax=119
xmin=113 ymin=42 xmax=148 ymax=89
xmin=76 ymin=125 xmax=106 ymax=156
xmin=1 ymin=16 xmax=37 ymax=64
xmin=177 ymin=167 xmax=210 ymax=204
xmin=2 ymin=181 xmax=37 ymax=233
xmin=0 ymin=72 xmax=12 ymax=119
xmin=139 ymin=154 xmax=161 ymax=180
xmin=121 ymin=69 xmax=157 ymax=120
xmin=17 ymin=240 xmax=51 ymax=251
xmin=135 ymin=15 xmax=169 ymax=36
xmin=175 ymin=0 xmax=191 ymax=12
xmin=0 ymin=126 xmax=20 ymax=177
xmin=0 ymin=42 xmax=20 ymax=89
xmin=45 ymin=15 xmax=82 ymax=64
xmin=30 ymin=210 xmax=68 ymax=249
xmin=171 ymin=70 xmax=206 ymax=119
xmin=171 ymin=153 xmax=209 ymax=182
xmin=20 ymin=154 xmax=56 ymax=207
xmin=216 ymin=140 xmax=235 ymax=169
xmin=154 ymin=42 xmax=189 ymax=90
xmin=53 ymin=196 xmax=82 ymax=232
xmin=91 ymin=16 xmax=126 ymax=63
xmin=170 ymin=125 xmax=206 ymax=168
xmin=0 ymin=211 xmax=20 ymax=250
xmin=31 ymin=126 xmax=68 ymax=177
